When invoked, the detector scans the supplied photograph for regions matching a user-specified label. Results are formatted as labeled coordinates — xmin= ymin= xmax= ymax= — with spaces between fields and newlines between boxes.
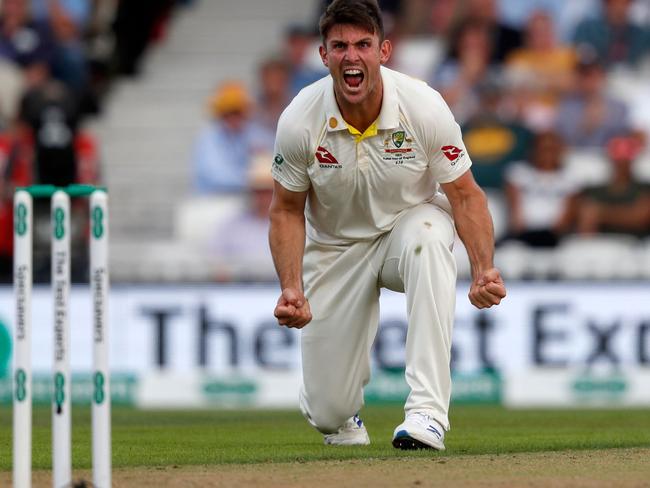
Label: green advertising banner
xmin=365 ymin=369 xmax=502 ymax=405
xmin=0 ymin=373 xmax=138 ymax=406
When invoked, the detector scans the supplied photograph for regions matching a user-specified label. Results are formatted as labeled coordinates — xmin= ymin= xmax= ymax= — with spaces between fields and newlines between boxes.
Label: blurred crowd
xmin=0 ymin=0 xmax=190 ymax=282
xmin=2 ymin=0 xmax=650 ymax=283
xmin=193 ymin=0 xmax=650 ymax=280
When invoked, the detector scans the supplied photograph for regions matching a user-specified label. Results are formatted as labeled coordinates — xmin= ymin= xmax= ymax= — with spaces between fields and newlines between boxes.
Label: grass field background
xmin=1 ymin=405 xmax=649 ymax=470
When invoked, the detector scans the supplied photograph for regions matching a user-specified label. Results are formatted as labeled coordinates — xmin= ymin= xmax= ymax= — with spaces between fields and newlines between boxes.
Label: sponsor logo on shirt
xmin=272 ymin=153 xmax=285 ymax=172
xmin=315 ymin=146 xmax=342 ymax=168
xmin=441 ymin=145 xmax=464 ymax=165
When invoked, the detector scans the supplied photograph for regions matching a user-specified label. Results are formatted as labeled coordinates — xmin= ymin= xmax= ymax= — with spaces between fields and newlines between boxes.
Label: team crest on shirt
xmin=382 ymin=130 xmax=416 ymax=165
xmin=392 ymin=131 xmax=405 ymax=148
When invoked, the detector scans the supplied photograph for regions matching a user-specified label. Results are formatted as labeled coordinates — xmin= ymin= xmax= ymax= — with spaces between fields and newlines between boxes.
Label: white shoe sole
xmin=392 ymin=428 xmax=445 ymax=450
xmin=324 ymin=428 xmax=370 ymax=446
xmin=324 ymin=436 xmax=370 ymax=446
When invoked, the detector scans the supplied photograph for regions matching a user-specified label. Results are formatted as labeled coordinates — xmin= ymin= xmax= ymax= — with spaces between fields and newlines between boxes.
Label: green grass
xmin=1 ymin=405 xmax=649 ymax=470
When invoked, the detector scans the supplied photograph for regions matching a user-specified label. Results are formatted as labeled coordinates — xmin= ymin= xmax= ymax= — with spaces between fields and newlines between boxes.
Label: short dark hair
xmin=319 ymin=0 xmax=384 ymax=43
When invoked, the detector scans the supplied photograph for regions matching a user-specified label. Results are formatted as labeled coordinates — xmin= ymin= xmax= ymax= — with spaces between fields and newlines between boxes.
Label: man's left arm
xmin=441 ymin=170 xmax=506 ymax=309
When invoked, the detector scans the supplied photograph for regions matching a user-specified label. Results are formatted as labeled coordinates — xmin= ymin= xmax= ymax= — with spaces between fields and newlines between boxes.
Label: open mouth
xmin=343 ymin=68 xmax=364 ymax=89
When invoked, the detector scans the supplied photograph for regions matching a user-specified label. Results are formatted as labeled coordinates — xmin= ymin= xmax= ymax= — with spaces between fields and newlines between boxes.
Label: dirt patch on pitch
xmin=11 ymin=447 xmax=650 ymax=487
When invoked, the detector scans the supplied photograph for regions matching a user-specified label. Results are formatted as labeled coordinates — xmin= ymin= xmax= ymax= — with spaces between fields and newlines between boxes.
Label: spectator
xmin=576 ymin=132 xmax=650 ymax=236
xmin=19 ymin=79 xmax=80 ymax=187
xmin=430 ymin=0 xmax=459 ymax=38
xmin=111 ymin=0 xmax=174 ymax=76
xmin=0 ymin=0 xmax=92 ymax=95
xmin=0 ymin=59 xmax=23 ymax=126
xmin=555 ymin=56 xmax=629 ymax=148
xmin=47 ymin=0 xmax=89 ymax=91
xmin=388 ymin=1 xmax=459 ymax=80
xmin=391 ymin=0 xmax=434 ymax=38
xmin=0 ymin=0 xmax=54 ymax=70
xmin=16 ymin=75 xmax=98 ymax=283
xmin=256 ymin=56 xmax=291 ymax=133
xmin=30 ymin=0 xmax=92 ymax=29
xmin=573 ymin=0 xmax=649 ymax=68
xmin=211 ymin=153 xmax=276 ymax=280
xmin=0 ymin=129 xmax=32 ymax=282
xmin=497 ymin=0 xmax=596 ymax=42
xmin=191 ymin=81 xmax=274 ymax=194
xmin=462 ymin=78 xmax=533 ymax=190
xmin=432 ymin=18 xmax=499 ymax=124
xmin=78 ymin=0 xmax=121 ymax=114
xmin=284 ymin=24 xmax=327 ymax=96
xmin=504 ymin=131 xmax=578 ymax=247
xmin=505 ymin=10 xmax=576 ymax=130
xmin=463 ymin=0 xmax=523 ymax=62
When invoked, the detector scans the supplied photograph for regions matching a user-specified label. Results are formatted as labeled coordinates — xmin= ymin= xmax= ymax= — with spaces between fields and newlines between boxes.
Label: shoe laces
xmin=409 ymin=412 xmax=443 ymax=438
xmin=335 ymin=414 xmax=363 ymax=433
xmin=340 ymin=414 xmax=363 ymax=432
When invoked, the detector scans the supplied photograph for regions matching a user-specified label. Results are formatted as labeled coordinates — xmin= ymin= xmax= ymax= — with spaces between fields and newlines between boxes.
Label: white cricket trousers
xmin=299 ymin=202 xmax=457 ymax=434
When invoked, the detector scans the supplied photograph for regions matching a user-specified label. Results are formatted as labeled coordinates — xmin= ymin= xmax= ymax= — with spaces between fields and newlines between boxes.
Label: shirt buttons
xmin=358 ymin=144 xmax=370 ymax=169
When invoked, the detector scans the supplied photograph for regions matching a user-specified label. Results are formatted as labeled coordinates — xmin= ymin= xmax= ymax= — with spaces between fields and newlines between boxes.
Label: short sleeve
xmin=271 ymin=109 xmax=312 ymax=192
xmin=420 ymin=90 xmax=472 ymax=184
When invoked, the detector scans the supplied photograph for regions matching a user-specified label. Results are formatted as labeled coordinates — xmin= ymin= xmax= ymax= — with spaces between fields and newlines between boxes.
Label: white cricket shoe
xmin=392 ymin=411 xmax=446 ymax=450
xmin=323 ymin=414 xmax=370 ymax=446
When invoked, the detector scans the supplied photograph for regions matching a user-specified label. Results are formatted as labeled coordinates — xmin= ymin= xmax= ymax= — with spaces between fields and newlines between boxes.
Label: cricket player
xmin=269 ymin=0 xmax=506 ymax=450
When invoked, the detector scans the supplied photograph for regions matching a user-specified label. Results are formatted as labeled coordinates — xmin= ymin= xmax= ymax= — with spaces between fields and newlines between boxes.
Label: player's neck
xmin=335 ymin=82 xmax=383 ymax=134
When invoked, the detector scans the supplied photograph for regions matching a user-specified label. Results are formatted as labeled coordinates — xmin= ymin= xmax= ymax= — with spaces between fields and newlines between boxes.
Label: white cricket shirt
xmin=272 ymin=66 xmax=472 ymax=245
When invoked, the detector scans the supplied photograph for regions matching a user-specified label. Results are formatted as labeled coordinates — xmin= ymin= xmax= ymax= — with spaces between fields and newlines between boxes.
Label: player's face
xmin=320 ymin=24 xmax=391 ymax=108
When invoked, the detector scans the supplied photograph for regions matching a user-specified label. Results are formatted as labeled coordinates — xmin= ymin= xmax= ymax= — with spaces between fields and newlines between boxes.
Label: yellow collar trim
xmin=345 ymin=120 xmax=378 ymax=143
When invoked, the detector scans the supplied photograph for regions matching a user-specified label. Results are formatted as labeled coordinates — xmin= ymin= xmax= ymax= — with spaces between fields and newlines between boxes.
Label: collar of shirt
xmin=324 ymin=66 xmax=400 ymax=138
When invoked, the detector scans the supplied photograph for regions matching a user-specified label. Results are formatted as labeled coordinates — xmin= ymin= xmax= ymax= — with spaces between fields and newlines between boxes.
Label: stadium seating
xmin=555 ymin=235 xmax=641 ymax=280
xmin=100 ymin=0 xmax=317 ymax=282
xmin=93 ymin=0 xmax=650 ymax=284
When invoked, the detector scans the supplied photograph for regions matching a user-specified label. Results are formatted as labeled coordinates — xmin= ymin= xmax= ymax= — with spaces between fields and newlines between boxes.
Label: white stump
xmin=90 ymin=190 xmax=111 ymax=488
xmin=13 ymin=190 xmax=32 ymax=488
xmin=51 ymin=191 xmax=71 ymax=488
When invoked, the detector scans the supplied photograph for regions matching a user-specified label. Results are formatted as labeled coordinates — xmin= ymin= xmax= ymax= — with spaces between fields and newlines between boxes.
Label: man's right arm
xmin=269 ymin=181 xmax=312 ymax=328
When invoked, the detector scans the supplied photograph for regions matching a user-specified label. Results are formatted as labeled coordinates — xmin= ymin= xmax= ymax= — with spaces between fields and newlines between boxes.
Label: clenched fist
xmin=274 ymin=288 xmax=312 ymax=328
xmin=469 ymin=268 xmax=506 ymax=309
